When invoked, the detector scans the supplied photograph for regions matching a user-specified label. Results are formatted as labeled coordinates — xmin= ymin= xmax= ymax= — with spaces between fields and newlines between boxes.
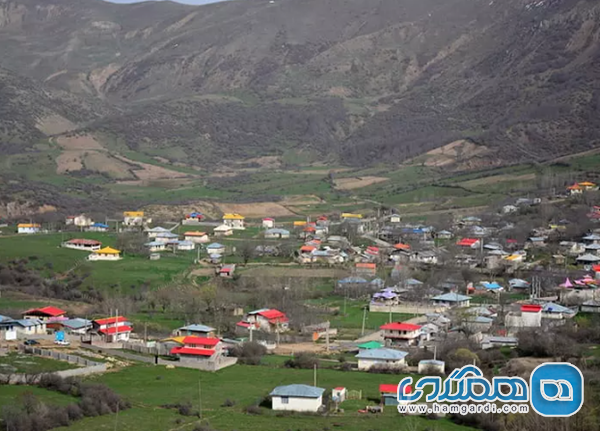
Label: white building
xmin=213 ymin=224 xmax=233 ymax=236
xmin=65 ymin=214 xmax=94 ymax=228
xmin=87 ymin=247 xmax=122 ymax=261
xmin=206 ymin=243 xmax=226 ymax=255
xmin=92 ymin=316 xmax=132 ymax=343
xmin=62 ymin=239 xmax=102 ymax=251
xmin=355 ymin=348 xmax=408 ymax=371
xmin=184 ymin=231 xmax=209 ymax=244
xmin=270 ymin=384 xmax=325 ymax=413
xmin=264 ymin=228 xmax=290 ymax=239
xmin=418 ymin=359 xmax=445 ymax=374
xmin=17 ymin=223 xmax=41 ymax=234
xmin=145 ymin=226 xmax=172 ymax=239
xmin=222 ymin=214 xmax=245 ymax=230
xmin=176 ymin=240 xmax=195 ymax=251
xmin=505 ymin=304 xmax=542 ymax=329
xmin=0 ymin=316 xmax=17 ymax=341
xmin=262 ymin=218 xmax=275 ymax=228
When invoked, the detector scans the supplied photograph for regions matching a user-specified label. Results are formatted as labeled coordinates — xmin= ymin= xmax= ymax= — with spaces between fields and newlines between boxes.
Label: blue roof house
xmin=431 ymin=293 xmax=471 ymax=307
xmin=270 ymin=384 xmax=325 ymax=412
xmin=356 ymin=347 xmax=408 ymax=371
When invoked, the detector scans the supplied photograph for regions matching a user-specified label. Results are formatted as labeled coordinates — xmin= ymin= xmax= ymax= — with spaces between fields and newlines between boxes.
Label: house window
xmin=281 ymin=397 xmax=289 ymax=404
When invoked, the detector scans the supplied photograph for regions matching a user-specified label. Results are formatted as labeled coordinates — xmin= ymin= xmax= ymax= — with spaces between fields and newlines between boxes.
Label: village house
xmin=418 ymin=359 xmax=446 ymax=374
xmin=174 ymin=240 xmax=195 ymax=251
xmin=505 ymin=304 xmax=542 ymax=330
xmin=184 ymin=231 xmax=209 ymax=243
xmin=379 ymin=384 xmax=413 ymax=407
xmin=183 ymin=212 xmax=205 ymax=224
xmin=145 ymin=241 xmax=166 ymax=252
xmin=154 ymin=232 xmax=179 ymax=243
xmin=580 ymin=299 xmax=600 ymax=314
xmin=217 ymin=264 xmax=236 ymax=278
xmin=222 ymin=213 xmax=245 ymax=230
xmin=459 ymin=216 xmax=482 ymax=227
xmin=0 ymin=316 xmax=17 ymax=341
xmin=389 ymin=214 xmax=402 ymax=224
xmin=170 ymin=336 xmax=222 ymax=362
xmin=87 ymin=246 xmax=122 ymax=261
xmin=456 ymin=238 xmax=480 ymax=249
xmin=145 ymin=226 xmax=171 ymax=238
xmin=270 ymin=384 xmax=325 ymax=413
xmin=237 ymin=309 xmax=289 ymax=333
xmin=371 ymin=289 xmax=400 ymax=306
xmin=174 ymin=324 xmax=216 ymax=338
xmin=380 ymin=322 xmax=424 ymax=346
xmin=526 ymin=237 xmax=547 ymax=249
xmin=576 ymin=253 xmax=600 ymax=265
xmin=92 ymin=316 xmax=132 ymax=343
xmin=17 ymin=223 xmax=41 ymax=234
xmin=481 ymin=336 xmax=518 ymax=350
xmin=62 ymin=238 xmax=102 ymax=252
xmin=262 ymin=217 xmax=275 ymax=228
xmin=65 ymin=214 xmax=94 ymax=228
xmin=59 ymin=318 xmax=92 ymax=335
xmin=431 ymin=293 xmax=471 ymax=308
xmin=12 ymin=319 xmax=47 ymax=337
xmin=356 ymin=347 xmax=408 ymax=371
xmin=206 ymin=242 xmax=226 ymax=255
xmin=409 ymin=251 xmax=438 ymax=265
xmin=213 ymin=224 xmax=233 ymax=236
xmin=264 ymin=228 xmax=290 ymax=239
xmin=541 ymin=302 xmax=576 ymax=320
xmin=355 ymin=262 xmax=377 ymax=276
xmin=123 ymin=211 xmax=146 ymax=227
xmin=22 ymin=306 xmax=66 ymax=322
xmin=437 ymin=230 xmax=453 ymax=240
xmin=87 ymin=222 xmax=109 ymax=232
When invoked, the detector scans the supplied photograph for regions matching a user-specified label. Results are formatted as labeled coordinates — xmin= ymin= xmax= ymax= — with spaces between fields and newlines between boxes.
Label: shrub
xmin=230 ymin=342 xmax=267 ymax=365
xmin=284 ymin=352 xmax=319 ymax=369
xmin=245 ymin=405 xmax=262 ymax=415
xmin=221 ymin=399 xmax=236 ymax=407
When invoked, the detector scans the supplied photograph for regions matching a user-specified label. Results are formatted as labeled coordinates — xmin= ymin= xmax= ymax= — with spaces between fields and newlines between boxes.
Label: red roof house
xmin=92 ymin=316 xmax=132 ymax=343
xmin=23 ymin=306 xmax=67 ymax=321
xmin=238 ymin=309 xmax=289 ymax=333
xmin=457 ymin=238 xmax=480 ymax=248
xmin=170 ymin=336 xmax=222 ymax=360
xmin=380 ymin=322 xmax=423 ymax=346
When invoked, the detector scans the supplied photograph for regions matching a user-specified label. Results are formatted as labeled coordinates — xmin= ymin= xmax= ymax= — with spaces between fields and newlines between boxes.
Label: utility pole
xmin=325 ymin=321 xmax=330 ymax=352
xmin=198 ymin=379 xmax=203 ymax=419
xmin=361 ymin=306 xmax=367 ymax=336
xmin=113 ymin=399 xmax=119 ymax=431
xmin=389 ymin=303 xmax=392 ymax=323
xmin=313 ymin=363 xmax=317 ymax=387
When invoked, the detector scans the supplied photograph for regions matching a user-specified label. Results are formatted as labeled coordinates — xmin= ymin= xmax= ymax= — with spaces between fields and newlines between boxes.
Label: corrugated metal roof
xmin=270 ymin=384 xmax=325 ymax=398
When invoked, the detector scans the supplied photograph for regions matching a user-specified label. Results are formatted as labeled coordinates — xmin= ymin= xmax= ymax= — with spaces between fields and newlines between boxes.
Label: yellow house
xmin=88 ymin=246 xmax=122 ymax=261
xmin=293 ymin=221 xmax=307 ymax=227
xmin=223 ymin=213 xmax=245 ymax=230
xmin=341 ymin=213 xmax=363 ymax=220
xmin=17 ymin=223 xmax=41 ymax=234
xmin=123 ymin=211 xmax=145 ymax=227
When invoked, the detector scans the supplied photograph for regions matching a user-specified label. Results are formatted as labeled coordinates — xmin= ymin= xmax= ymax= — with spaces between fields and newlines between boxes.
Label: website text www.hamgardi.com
xmin=397 ymin=403 xmax=530 ymax=415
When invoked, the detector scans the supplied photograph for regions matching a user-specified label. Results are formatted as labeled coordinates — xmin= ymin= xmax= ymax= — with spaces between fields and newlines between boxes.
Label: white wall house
xmin=184 ymin=232 xmax=209 ymax=243
xmin=270 ymin=384 xmax=325 ymax=413
xmin=17 ymin=223 xmax=41 ymax=234
xmin=62 ymin=239 xmax=102 ymax=251
xmin=0 ymin=316 xmax=17 ymax=341
xmin=88 ymin=247 xmax=122 ymax=261
xmin=355 ymin=348 xmax=408 ymax=371
xmin=223 ymin=214 xmax=245 ymax=230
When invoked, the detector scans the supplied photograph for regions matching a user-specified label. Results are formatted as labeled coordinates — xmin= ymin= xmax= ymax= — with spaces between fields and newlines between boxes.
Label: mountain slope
xmin=0 ymin=0 xmax=599 ymax=168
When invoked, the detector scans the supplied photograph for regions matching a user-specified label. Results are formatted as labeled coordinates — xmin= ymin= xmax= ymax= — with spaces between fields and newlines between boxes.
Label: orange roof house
xmin=394 ymin=243 xmax=411 ymax=250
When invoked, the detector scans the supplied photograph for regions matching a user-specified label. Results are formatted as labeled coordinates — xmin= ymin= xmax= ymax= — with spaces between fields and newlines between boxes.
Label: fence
xmin=82 ymin=343 xmax=237 ymax=371
xmin=369 ymin=304 xmax=443 ymax=315
xmin=0 ymin=348 xmax=107 ymax=385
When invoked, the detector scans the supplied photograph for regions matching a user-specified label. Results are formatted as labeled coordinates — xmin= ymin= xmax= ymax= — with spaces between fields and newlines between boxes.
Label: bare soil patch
xmin=274 ymin=343 xmax=329 ymax=355
xmin=460 ymin=173 xmax=536 ymax=188
xmin=423 ymin=140 xmax=491 ymax=167
xmin=281 ymin=195 xmax=323 ymax=205
xmin=84 ymin=152 xmax=134 ymax=180
xmin=113 ymin=154 xmax=191 ymax=180
xmin=36 ymin=115 xmax=77 ymax=136
xmin=242 ymin=266 xmax=346 ymax=278
xmin=56 ymin=134 xmax=104 ymax=150
xmin=335 ymin=176 xmax=389 ymax=190
xmin=215 ymin=202 xmax=295 ymax=218
xmin=56 ymin=150 xmax=84 ymax=174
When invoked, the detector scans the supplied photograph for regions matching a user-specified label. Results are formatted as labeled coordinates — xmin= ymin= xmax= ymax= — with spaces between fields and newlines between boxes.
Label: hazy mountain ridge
xmin=0 ymin=0 xmax=599 ymax=168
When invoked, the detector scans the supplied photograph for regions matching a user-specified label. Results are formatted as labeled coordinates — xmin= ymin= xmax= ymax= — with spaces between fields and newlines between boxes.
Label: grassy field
xmin=0 ymin=233 xmax=195 ymax=293
xmin=48 ymin=364 xmax=474 ymax=431
xmin=0 ymin=385 xmax=76 ymax=407
xmin=0 ymin=352 xmax=78 ymax=374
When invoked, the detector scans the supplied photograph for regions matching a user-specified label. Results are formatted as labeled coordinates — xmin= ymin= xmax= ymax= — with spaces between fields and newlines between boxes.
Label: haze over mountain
xmin=0 ymin=0 xmax=599 ymax=170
